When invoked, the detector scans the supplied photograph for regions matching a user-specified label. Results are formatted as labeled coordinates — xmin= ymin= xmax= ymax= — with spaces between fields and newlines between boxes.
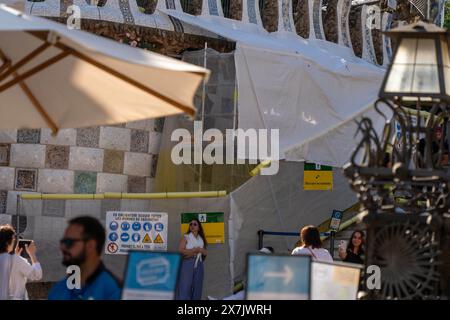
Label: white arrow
xmin=265 ymin=266 xmax=293 ymax=285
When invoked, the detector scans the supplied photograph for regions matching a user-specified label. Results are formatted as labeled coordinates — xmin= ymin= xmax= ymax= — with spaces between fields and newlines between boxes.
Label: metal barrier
xmin=257 ymin=229 xmax=331 ymax=250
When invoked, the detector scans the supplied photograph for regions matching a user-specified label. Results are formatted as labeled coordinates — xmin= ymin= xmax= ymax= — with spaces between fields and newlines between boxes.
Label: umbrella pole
xmin=13 ymin=71 xmax=59 ymax=135
xmin=0 ymin=49 xmax=11 ymax=74
xmin=0 ymin=47 xmax=59 ymax=134
xmin=0 ymin=43 xmax=50 ymax=83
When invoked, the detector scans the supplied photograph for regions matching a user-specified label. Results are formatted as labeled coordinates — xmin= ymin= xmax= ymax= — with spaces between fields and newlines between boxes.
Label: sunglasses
xmin=60 ymin=238 xmax=88 ymax=249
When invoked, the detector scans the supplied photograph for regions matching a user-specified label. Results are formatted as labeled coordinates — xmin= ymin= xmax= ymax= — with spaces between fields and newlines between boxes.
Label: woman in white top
xmin=176 ymin=218 xmax=208 ymax=300
xmin=0 ymin=224 xmax=42 ymax=300
xmin=291 ymin=225 xmax=333 ymax=262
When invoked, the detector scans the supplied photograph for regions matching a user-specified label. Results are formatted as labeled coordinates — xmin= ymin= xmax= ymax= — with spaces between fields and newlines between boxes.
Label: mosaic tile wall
xmin=0 ymin=118 xmax=163 ymax=224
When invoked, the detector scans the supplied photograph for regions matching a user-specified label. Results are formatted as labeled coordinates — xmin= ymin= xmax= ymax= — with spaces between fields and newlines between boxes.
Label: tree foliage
xmin=445 ymin=0 xmax=450 ymax=29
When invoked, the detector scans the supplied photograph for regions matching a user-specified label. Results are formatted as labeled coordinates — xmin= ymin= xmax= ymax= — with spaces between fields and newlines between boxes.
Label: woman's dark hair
xmin=0 ymin=225 xmax=16 ymax=254
xmin=186 ymin=218 xmax=208 ymax=248
xmin=300 ymin=225 xmax=322 ymax=249
xmin=347 ymin=230 xmax=365 ymax=255
xmin=69 ymin=216 xmax=105 ymax=255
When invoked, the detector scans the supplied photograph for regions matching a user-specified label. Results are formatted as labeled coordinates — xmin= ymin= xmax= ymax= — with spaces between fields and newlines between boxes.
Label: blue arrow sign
xmin=246 ymin=254 xmax=311 ymax=300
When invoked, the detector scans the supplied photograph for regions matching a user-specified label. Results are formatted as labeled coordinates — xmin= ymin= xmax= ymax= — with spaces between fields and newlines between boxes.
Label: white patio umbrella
xmin=0 ymin=4 xmax=209 ymax=134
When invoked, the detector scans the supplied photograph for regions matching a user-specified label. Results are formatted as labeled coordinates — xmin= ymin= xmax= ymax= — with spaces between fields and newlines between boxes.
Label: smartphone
xmin=18 ymin=239 xmax=33 ymax=248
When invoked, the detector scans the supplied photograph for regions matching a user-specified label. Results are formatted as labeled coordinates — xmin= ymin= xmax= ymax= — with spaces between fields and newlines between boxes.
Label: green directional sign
xmin=181 ymin=212 xmax=225 ymax=244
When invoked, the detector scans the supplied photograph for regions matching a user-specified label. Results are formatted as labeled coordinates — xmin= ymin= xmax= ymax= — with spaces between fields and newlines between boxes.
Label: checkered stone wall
xmin=0 ymin=118 xmax=162 ymax=221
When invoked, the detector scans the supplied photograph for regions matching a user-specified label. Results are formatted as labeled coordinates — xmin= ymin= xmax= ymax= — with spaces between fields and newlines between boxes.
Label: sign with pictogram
xmin=329 ymin=210 xmax=343 ymax=232
xmin=143 ymin=233 xmax=152 ymax=243
xmin=107 ymin=242 xmax=118 ymax=254
xmin=154 ymin=234 xmax=164 ymax=244
xmin=105 ymin=211 xmax=168 ymax=255
xmin=303 ymin=162 xmax=333 ymax=191
xmin=180 ymin=212 xmax=225 ymax=244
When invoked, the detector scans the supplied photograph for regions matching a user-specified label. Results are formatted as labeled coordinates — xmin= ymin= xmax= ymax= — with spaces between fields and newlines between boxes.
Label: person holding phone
xmin=0 ymin=224 xmax=42 ymax=300
xmin=338 ymin=230 xmax=365 ymax=264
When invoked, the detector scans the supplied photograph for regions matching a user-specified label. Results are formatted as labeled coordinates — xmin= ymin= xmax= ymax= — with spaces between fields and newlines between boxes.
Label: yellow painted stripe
xmin=21 ymin=191 xmax=227 ymax=200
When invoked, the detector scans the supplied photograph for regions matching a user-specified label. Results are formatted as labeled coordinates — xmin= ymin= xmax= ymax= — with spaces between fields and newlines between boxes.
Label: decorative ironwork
xmin=364 ymin=214 xmax=441 ymax=299
xmin=344 ymin=96 xmax=450 ymax=299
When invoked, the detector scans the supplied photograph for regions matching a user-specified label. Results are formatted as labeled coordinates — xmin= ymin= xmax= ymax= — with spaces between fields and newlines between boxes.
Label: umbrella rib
xmin=25 ymin=31 xmax=198 ymax=116
xmin=70 ymin=50 xmax=196 ymax=117
xmin=13 ymin=71 xmax=59 ymax=135
xmin=0 ymin=49 xmax=12 ymax=75
xmin=0 ymin=50 xmax=71 ymax=94
xmin=0 ymin=42 xmax=51 ymax=83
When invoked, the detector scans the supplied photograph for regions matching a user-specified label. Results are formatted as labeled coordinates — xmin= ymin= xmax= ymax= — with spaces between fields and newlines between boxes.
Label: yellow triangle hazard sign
xmin=143 ymin=233 xmax=152 ymax=243
xmin=154 ymin=233 xmax=164 ymax=244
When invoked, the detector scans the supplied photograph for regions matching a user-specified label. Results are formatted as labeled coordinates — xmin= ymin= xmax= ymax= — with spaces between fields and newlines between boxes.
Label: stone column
xmin=361 ymin=5 xmax=378 ymax=64
xmin=277 ymin=0 xmax=295 ymax=32
xmin=308 ymin=0 xmax=324 ymax=39
xmin=242 ymin=0 xmax=263 ymax=26
xmin=337 ymin=0 xmax=352 ymax=49
xmin=26 ymin=0 xmax=61 ymax=17
xmin=202 ymin=0 xmax=225 ymax=16
xmin=381 ymin=12 xmax=393 ymax=68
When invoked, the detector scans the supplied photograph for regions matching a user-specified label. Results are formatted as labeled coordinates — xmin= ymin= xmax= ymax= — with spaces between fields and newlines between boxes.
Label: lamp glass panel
xmin=415 ymin=39 xmax=437 ymax=65
xmin=411 ymin=65 xmax=440 ymax=93
xmin=442 ymin=40 xmax=450 ymax=96
xmin=445 ymin=66 xmax=450 ymax=96
xmin=384 ymin=64 xmax=414 ymax=93
xmin=384 ymin=38 xmax=440 ymax=95
xmin=441 ymin=40 xmax=450 ymax=67
xmin=394 ymin=38 xmax=417 ymax=64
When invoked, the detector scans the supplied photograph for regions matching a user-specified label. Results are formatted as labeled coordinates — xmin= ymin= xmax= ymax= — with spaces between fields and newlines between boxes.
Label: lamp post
xmin=343 ymin=21 xmax=450 ymax=299
xmin=379 ymin=21 xmax=450 ymax=104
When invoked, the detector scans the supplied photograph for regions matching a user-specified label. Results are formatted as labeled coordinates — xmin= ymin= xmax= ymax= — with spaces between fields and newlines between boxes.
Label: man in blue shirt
xmin=49 ymin=216 xmax=121 ymax=300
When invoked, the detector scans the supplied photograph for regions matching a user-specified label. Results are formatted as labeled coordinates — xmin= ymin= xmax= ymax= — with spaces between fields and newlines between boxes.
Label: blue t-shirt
xmin=48 ymin=263 xmax=121 ymax=300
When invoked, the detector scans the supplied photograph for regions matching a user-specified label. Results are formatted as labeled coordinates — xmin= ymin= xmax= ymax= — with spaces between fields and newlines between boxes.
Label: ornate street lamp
xmin=343 ymin=21 xmax=450 ymax=300
xmin=379 ymin=21 xmax=450 ymax=103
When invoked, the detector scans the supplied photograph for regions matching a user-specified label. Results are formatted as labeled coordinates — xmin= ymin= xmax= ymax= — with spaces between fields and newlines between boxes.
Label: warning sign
xmin=143 ymin=233 xmax=152 ymax=243
xmin=105 ymin=211 xmax=168 ymax=255
xmin=154 ymin=233 xmax=164 ymax=244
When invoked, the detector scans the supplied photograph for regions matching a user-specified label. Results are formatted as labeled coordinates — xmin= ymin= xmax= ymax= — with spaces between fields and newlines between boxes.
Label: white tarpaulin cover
xmin=163 ymin=9 xmax=386 ymax=167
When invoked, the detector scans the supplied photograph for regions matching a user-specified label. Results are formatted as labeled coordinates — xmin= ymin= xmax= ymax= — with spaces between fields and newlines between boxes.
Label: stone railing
xmin=21 ymin=0 xmax=393 ymax=66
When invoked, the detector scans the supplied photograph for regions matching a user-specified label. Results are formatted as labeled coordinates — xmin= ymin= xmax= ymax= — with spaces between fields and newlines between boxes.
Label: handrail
xmin=19 ymin=191 xmax=227 ymax=200
xmin=257 ymin=229 xmax=330 ymax=250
